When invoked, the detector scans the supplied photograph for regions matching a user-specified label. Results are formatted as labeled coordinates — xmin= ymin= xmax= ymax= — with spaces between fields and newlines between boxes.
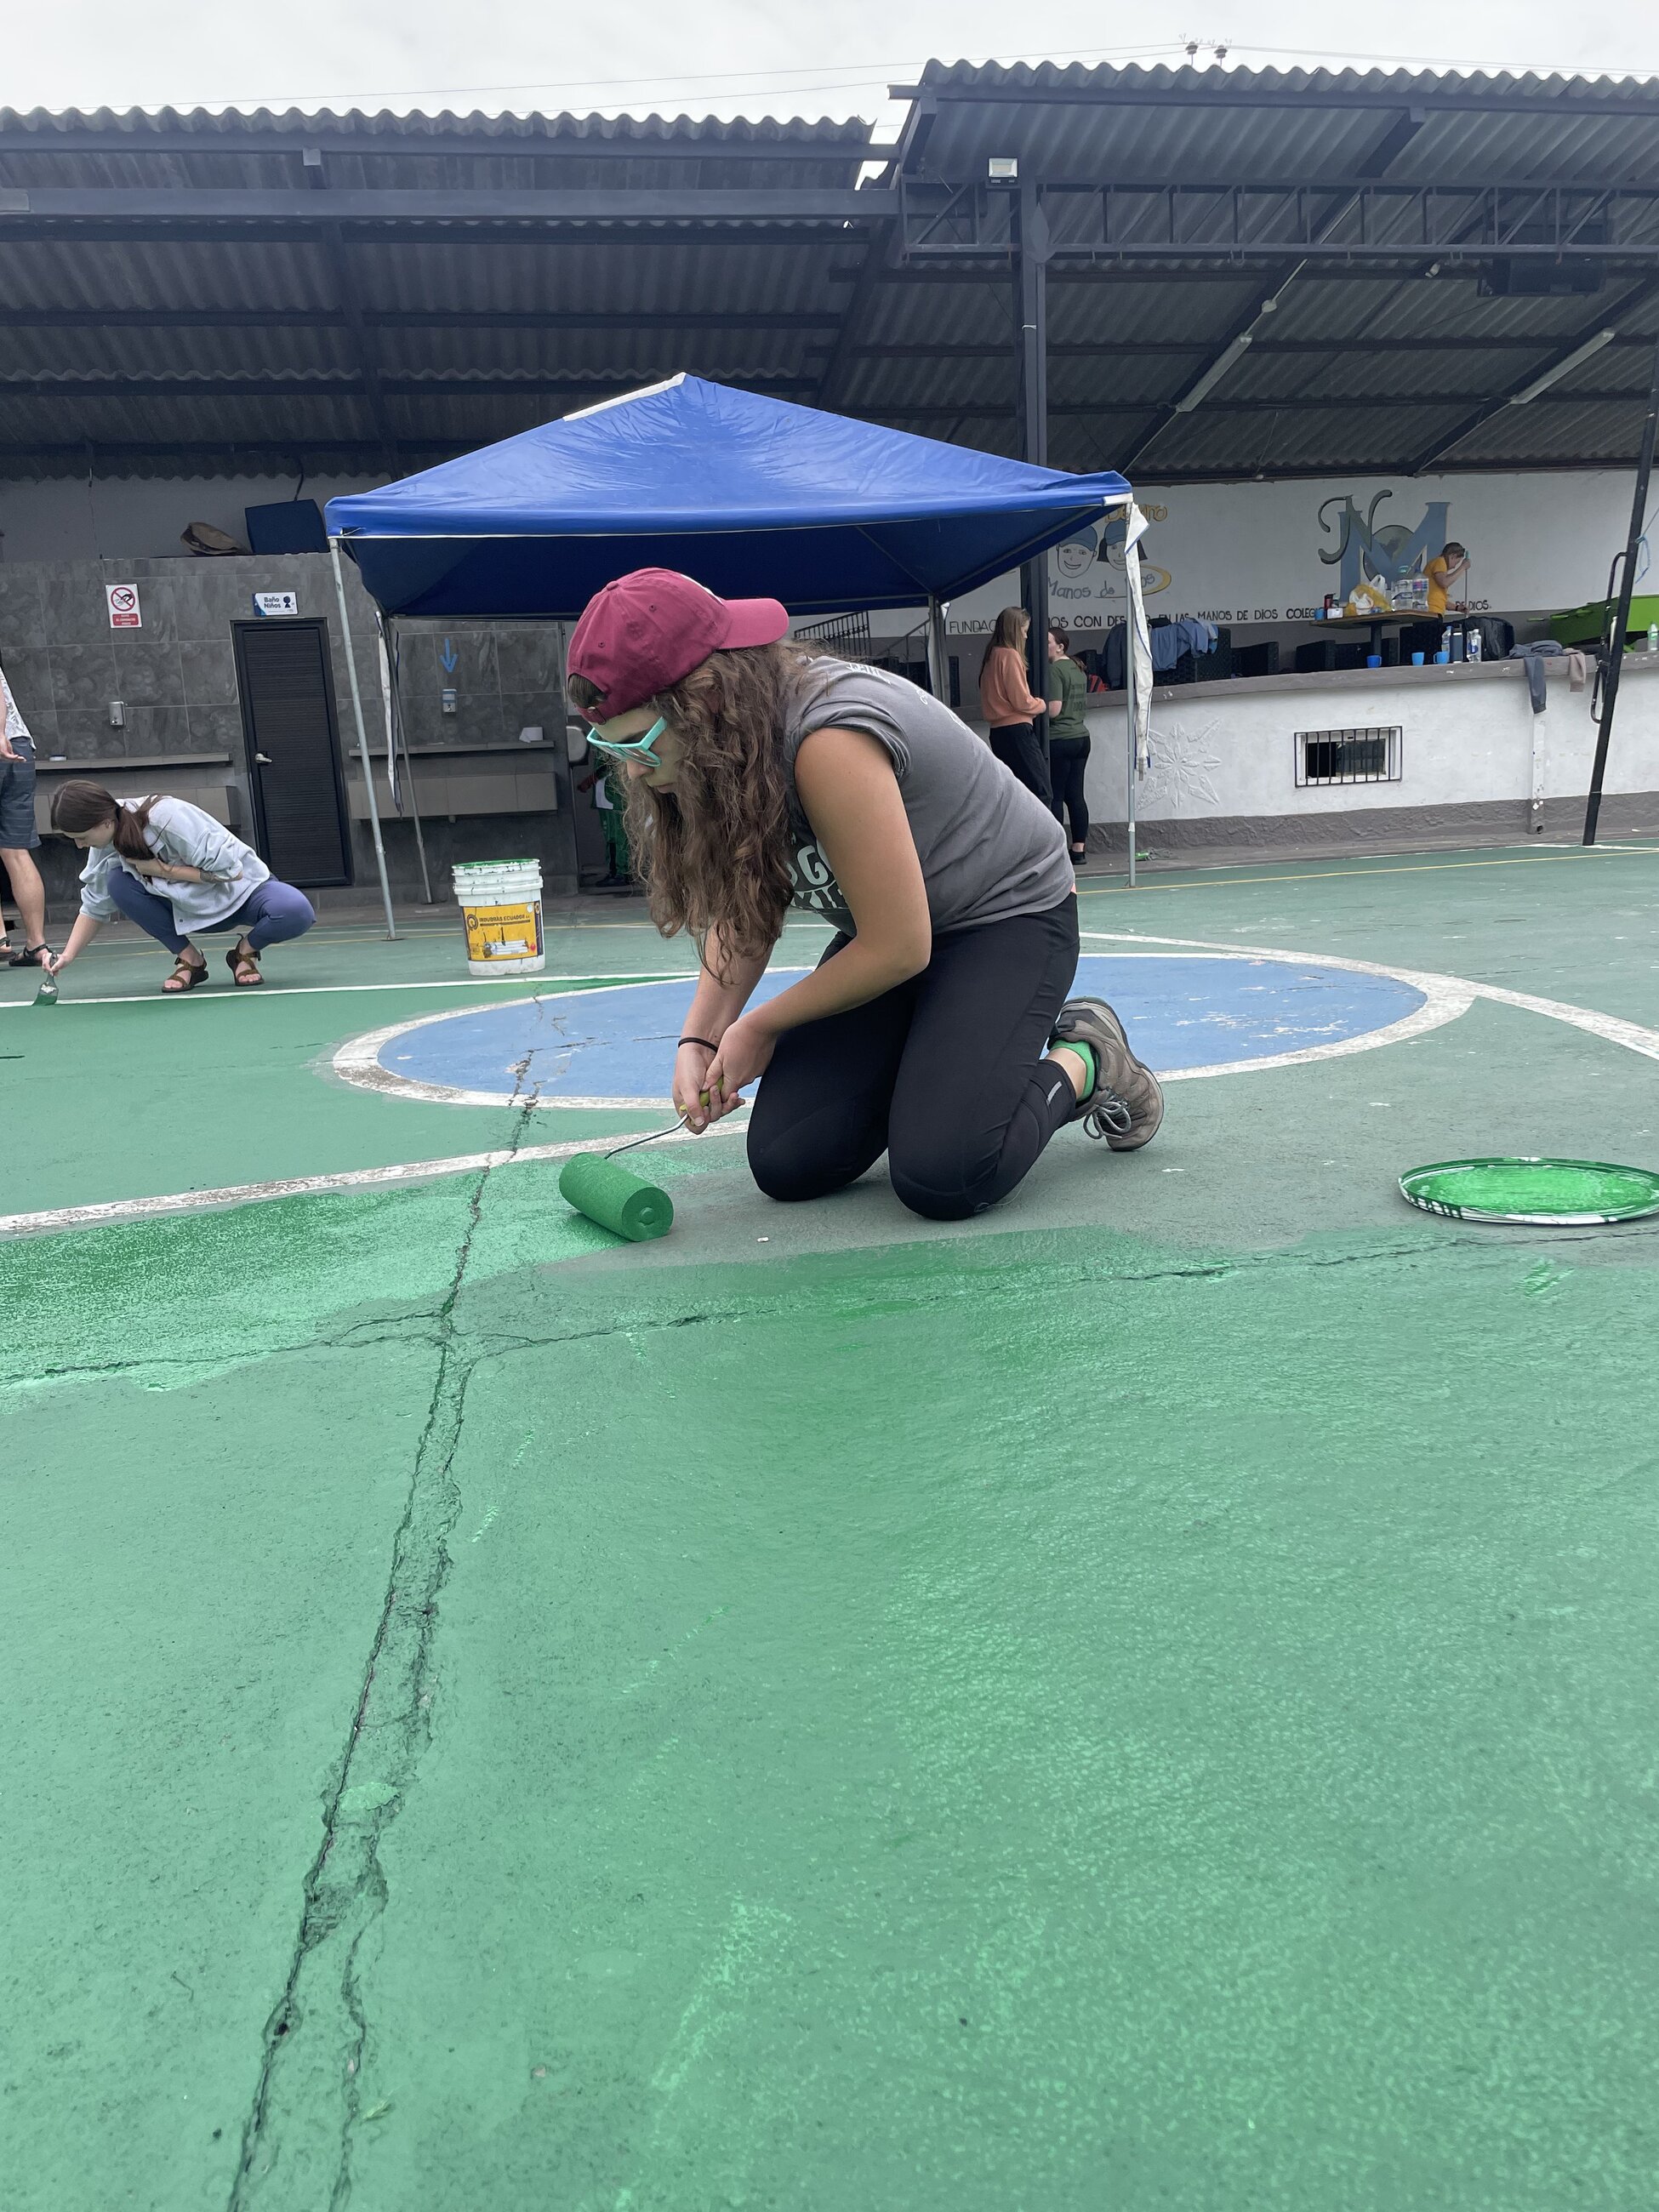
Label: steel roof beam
xmin=302 ymin=148 xmax=398 ymax=475
xmin=17 ymin=376 xmax=1639 ymax=403
xmin=0 ymin=129 xmax=895 ymax=162
xmin=0 ymin=307 xmax=843 ymax=330
xmin=0 ymin=187 xmax=897 ymax=221
xmin=913 ymin=241 xmax=1659 ymax=264
xmin=897 ymin=180 xmax=1659 ymax=264
xmin=865 ymin=391 xmax=1645 ymax=418
xmin=815 ymin=217 xmax=902 ymax=411
xmin=0 ymin=440 xmax=462 ymax=468
xmin=887 ymin=81 xmax=1659 ymax=119
xmin=904 ymin=172 xmax=1659 ymax=197
xmin=3 ymin=442 xmax=1632 ymax=481
xmin=1354 ymin=108 xmax=1429 ymax=178
xmin=0 ymin=221 xmax=863 ymax=248
xmin=1407 ymin=271 xmax=1659 ymax=468
xmin=1 ymin=373 xmax=821 ymax=399
xmin=839 ymin=335 xmax=1657 ymax=359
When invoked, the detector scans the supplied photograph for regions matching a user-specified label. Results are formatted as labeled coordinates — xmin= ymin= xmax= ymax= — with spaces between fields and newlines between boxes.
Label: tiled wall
xmin=0 ymin=553 xmax=580 ymax=908
xmin=0 ymin=553 xmax=318 ymax=766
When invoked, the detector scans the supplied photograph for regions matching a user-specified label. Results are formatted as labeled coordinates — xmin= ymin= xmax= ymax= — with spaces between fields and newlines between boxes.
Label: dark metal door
xmin=232 ymin=619 xmax=353 ymax=887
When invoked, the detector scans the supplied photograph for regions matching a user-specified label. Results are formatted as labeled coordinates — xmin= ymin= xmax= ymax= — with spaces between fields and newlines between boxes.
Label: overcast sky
xmin=7 ymin=0 xmax=1658 ymax=125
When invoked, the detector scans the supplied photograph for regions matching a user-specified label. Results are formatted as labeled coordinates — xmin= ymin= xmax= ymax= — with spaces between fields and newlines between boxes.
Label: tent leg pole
xmin=386 ymin=617 xmax=435 ymax=904
xmin=331 ymin=537 xmax=397 ymax=940
xmin=1585 ymin=326 xmax=1659 ymax=845
xmin=1015 ymin=177 xmax=1052 ymax=760
xmin=926 ymin=596 xmax=949 ymax=703
xmin=1125 ymin=624 xmax=1137 ymax=891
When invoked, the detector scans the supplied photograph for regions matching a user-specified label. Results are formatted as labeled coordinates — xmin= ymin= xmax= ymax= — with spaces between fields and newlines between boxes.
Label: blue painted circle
xmin=368 ymin=955 xmax=1425 ymax=1103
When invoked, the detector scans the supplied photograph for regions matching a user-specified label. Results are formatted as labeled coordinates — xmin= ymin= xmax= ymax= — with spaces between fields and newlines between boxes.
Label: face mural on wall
xmin=1052 ymin=528 xmax=1098 ymax=579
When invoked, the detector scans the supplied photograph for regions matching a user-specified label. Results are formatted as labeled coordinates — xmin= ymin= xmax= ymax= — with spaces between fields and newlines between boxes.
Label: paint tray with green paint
xmin=1399 ymin=1156 xmax=1659 ymax=1226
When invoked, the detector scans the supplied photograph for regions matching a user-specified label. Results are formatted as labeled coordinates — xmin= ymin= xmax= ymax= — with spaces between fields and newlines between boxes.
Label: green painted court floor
xmin=5 ymin=847 xmax=1659 ymax=2209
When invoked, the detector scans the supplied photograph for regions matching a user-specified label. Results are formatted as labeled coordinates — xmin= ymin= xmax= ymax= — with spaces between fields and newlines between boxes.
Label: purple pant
xmin=105 ymin=869 xmax=316 ymax=955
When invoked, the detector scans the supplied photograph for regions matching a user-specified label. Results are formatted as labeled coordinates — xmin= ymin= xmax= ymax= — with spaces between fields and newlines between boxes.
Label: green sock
xmin=1053 ymin=1037 xmax=1096 ymax=1100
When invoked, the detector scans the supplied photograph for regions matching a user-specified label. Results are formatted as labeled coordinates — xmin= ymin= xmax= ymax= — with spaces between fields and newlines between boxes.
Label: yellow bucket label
xmin=463 ymin=899 xmax=544 ymax=961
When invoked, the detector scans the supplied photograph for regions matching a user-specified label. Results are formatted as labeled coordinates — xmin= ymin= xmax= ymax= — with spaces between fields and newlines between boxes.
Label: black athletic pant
xmin=988 ymin=721 xmax=1052 ymax=809
xmin=747 ymin=894 xmax=1080 ymax=1222
xmin=1050 ymin=735 xmax=1091 ymax=849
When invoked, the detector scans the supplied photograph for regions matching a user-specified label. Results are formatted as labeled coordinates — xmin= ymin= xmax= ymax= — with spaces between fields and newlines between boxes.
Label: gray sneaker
xmin=1051 ymin=996 xmax=1165 ymax=1150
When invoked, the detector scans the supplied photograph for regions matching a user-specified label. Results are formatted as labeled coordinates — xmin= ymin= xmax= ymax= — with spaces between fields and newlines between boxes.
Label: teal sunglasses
xmin=584 ymin=715 xmax=667 ymax=765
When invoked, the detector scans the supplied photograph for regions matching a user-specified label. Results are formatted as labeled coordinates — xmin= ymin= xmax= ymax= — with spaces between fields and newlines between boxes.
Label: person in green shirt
xmin=1045 ymin=622 xmax=1092 ymax=868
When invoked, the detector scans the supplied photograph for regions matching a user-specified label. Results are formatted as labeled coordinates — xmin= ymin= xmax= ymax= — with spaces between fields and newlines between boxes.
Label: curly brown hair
xmin=569 ymin=641 xmax=825 ymax=978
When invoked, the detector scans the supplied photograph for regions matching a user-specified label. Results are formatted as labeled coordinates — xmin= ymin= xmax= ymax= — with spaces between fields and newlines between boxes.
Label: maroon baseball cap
xmin=567 ymin=568 xmax=790 ymax=720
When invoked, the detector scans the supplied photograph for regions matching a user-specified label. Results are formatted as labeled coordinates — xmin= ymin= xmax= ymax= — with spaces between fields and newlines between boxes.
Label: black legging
xmin=988 ymin=721 xmax=1053 ymax=808
xmin=747 ymin=894 xmax=1080 ymax=1222
xmin=1049 ymin=735 xmax=1091 ymax=850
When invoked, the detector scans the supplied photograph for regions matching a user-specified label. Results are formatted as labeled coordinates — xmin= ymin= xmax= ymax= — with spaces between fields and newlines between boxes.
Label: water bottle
xmin=1467 ymin=624 xmax=1482 ymax=664
xmin=1648 ymin=623 xmax=1658 ymax=654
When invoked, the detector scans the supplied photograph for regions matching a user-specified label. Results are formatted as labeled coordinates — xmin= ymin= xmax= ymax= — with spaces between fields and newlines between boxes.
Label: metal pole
xmin=1125 ymin=591 xmax=1137 ymax=891
xmin=329 ymin=535 xmax=397 ymax=939
xmin=1584 ymin=328 xmax=1659 ymax=844
xmin=1015 ymin=179 xmax=1052 ymax=752
xmin=925 ymin=596 xmax=950 ymax=703
xmin=384 ymin=616 xmax=435 ymax=904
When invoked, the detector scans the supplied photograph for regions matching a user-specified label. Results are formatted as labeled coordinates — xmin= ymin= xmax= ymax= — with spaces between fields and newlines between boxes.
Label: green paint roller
xmin=558 ymin=1115 xmax=689 ymax=1241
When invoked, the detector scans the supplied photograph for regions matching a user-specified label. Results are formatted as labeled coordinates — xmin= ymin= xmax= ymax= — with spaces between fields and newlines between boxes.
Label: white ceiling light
xmin=1173 ymin=331 xmax=1255 ymax=413
xmin=1508 ymin=327 xmax=1618 ymax=405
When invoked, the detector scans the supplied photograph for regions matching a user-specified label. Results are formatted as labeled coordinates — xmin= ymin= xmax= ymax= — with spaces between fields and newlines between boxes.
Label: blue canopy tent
xmin=325 ymin=374 xmax=1132 ymax=619
xmin=321 ymin=376 xmax=1143 ymax=932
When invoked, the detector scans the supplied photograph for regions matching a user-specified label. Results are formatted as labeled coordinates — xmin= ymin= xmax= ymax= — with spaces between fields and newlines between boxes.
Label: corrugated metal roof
xmin=903 ymin=60 xmax=1659 ymax=185
xmin=3 ymin=76 xmax=1657 ymax=482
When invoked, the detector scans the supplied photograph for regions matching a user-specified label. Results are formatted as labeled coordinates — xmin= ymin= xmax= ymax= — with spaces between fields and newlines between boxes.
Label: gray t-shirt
xmin=779 ymin=658 xmax=1073 ymax=938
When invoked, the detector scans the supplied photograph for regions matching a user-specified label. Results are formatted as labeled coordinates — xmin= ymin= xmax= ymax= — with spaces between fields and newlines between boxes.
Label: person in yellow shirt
xmin=1426 ymin=540 xmax=1469 ymax=617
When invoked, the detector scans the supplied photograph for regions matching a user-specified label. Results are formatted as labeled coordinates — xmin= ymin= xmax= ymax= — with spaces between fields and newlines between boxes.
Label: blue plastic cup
xmin=1366 ymin=653 xmax=1382 ymax=668
xmin=1411 ymin=650 xmax=1425 ymax=665
xmin=1434 ymin=650 xmax=1450 ymax=664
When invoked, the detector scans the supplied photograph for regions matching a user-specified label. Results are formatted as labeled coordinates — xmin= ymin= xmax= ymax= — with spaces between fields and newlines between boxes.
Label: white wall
xmin=1077 ymin=657 xmax=1659 ymax=827
xmin=948 ymin=468 xmax=1639 ymax=641
xmin=0 ymin=473 xmax=388 ymax=564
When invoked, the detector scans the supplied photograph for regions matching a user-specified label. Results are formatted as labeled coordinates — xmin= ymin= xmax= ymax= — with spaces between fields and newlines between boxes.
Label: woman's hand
xmin=673 ymin=1040 xmax=717 ymax=1132
xmin=41 ymin=945 xmax=70 ymax=974
xmin=701 ymin=1014 xmax=775 ymax=1120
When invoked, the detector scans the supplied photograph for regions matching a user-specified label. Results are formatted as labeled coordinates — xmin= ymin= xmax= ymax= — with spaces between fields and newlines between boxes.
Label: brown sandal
xmin=225 ymin=943 xmax=263 ymax=988
xmin=162 ymin=952 xmax=208 ymax=993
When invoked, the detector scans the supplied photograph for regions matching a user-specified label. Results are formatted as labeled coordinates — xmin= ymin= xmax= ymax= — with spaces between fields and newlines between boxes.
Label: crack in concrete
xmin=0 ymin=1318 xmax=444 ymax=1398
xmin=228 ymin=1062 xmax=541 ymax=2212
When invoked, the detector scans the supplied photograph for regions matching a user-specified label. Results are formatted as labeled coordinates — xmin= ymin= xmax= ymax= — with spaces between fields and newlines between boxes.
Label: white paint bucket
xmin=453 ymin=858 xmax=545 ymax=977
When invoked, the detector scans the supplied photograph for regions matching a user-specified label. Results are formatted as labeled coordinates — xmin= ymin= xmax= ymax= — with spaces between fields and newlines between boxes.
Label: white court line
xmin=1082 ymin=929 xmax=1659 ymax=1068
xmin=0 ymin=1118 xmax=750 ymax=1239
xmin=12 ymin=940 xmax=1659 ymax=1240
xmin=0 ymin=972 xmax=692 ymax=1012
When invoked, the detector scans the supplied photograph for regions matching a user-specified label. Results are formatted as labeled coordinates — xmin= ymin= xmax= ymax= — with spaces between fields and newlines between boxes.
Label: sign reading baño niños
xmin=946 ymin=469 xmax=1633 ymax=633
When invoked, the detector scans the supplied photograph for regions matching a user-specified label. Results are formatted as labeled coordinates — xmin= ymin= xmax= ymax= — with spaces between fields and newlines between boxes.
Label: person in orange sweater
xmin=978 ymin=607 xmax=1052 ymax=806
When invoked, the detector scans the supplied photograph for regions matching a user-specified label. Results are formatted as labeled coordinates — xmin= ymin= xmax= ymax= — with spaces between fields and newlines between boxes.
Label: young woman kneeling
xmin=566 ymin=569 xmax=1162 ymax=1223
xmin=45 ymin=781 xmax=316 ymax=992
